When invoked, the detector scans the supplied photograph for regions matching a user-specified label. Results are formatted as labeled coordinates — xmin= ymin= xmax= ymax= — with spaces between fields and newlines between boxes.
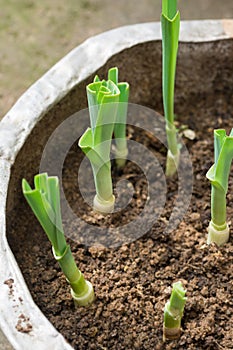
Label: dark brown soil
xmin=7 ymin=100 xmax=233 ymax=349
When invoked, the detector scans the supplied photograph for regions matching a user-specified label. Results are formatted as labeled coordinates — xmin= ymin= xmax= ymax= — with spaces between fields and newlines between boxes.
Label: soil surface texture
xmin=7 ymin=98 xmax=233 ymax=349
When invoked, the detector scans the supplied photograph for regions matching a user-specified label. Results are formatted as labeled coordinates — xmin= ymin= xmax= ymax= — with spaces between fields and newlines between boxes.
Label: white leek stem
xmin=93 ymin=194 xmax=115 ymax=214
xmin=115 ymin=147 xmax=128 ymax=168
xmin=71 ymin=281 xmax=95 ymax=307
xmin=163 ymin=325 xmax=180 ymax=341
xmin=207 ymin=221 xmax=229 ymax=246
xmin=166 ymin=149 xmax=180 ymax=177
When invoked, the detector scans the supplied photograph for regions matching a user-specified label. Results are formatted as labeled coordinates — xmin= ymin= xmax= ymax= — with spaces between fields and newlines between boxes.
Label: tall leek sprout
xmin=163 ymin=281 xmax=187 ymax=341
xmin=206 ymin=129 xmax=233 ymax=245
xmin=79 ymin=67 xmax=129 ymax=214
xmin=161 ymin=0 xmax=180 ymax=176
xmin=22 ymin=173 xmax=95 ymax=307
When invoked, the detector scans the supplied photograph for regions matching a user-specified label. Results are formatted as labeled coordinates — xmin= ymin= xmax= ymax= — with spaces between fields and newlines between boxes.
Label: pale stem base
xmin=93 ymin=194 xmax=115 ymax=214
xmin=166 ymin=149 xmax=180 ymax=177
xmin=71 ymin=280 xmax=95 ymax=307
xmin=207 ymin=221 xmax=230 ymax=246
xmin=115 ymin=147 xmax=128 ymax=168
xmin=163 ymin=324 xmax=180 ymax=341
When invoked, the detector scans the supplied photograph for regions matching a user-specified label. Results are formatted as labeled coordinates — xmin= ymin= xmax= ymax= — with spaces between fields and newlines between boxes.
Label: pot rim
xmin=0 ymin=20 xmax=232 ymax=349
xmin=0 ymin=20 xmax=232 ymax=163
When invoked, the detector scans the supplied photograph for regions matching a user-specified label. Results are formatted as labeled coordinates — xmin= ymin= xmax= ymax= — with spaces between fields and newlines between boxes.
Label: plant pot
xmin=0 ymin=20 xmax=232 ymax=350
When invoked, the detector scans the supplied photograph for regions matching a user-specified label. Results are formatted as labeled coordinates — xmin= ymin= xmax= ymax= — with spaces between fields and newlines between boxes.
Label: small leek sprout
xmin=79 ymin=67 xmax=129 ymax=213
xmin=22 ymin=173 xmax=95 ymax=307
xmin=163 ymin=281 xmax=187 ymax=341
xmin=161 ymin=0 xmax=180 ymax=176
xmin=79 ymin=75 xmax=119 ymax=213
xmin=206 ymin=129 xmax=233 ymax=245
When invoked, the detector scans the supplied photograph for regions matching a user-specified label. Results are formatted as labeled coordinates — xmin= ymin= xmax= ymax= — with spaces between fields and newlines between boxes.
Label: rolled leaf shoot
xmin=79 ymin=67 xmax=129 ymax=213
xmin=108 ymin=67 xmax=130 ymax=168
xmin=206 ymin=129 xmax=233 ymax=245
xmin=163 ymin=281 xmax=187 ymax=341
xmin=22 ymin=173 xmax=95 ymax=306
xmin=79 ymin=76 xmax=120 ymax=213
xmin=161 ymin=0 xmax=180 ymax=176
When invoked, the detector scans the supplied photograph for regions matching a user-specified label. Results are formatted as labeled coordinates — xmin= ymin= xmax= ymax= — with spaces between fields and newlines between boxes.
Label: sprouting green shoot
xmin=79 ymin=75 xmax=119 ymax=213
xmin=108 ymin=67 xmax=130 ymax=168
xmin=161 ymin=0 xmax=180 ymax=176
xmin=163 ymin=281 xmax=187 ymax=341
xmin=22 ymin=173 xmax=95 ymax=307
xmin=79 ymin=67 xmax=129 ymax=214
xmin=206 ymin=129 xmax=233 ymax=245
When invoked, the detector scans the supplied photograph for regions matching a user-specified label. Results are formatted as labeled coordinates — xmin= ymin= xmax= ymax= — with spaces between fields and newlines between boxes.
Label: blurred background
xmin=0 ymin=0 xmax=233 ymax=118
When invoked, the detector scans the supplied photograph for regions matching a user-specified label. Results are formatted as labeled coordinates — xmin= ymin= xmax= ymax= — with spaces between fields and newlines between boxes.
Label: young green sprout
xmin=108 ymin=67 xmax=130 ymax=168
xmin=22 ymin=173 xmax=95 ymax=307
xmin=163 ymin=281 xmax=187 ymax=341
xmin=161 ymin=0 xmax=180 ymax=176
xmin=206 ymin=129 xmax=233 ymax=245
xmin=79 ymin=67 xmax=129 ymax=213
